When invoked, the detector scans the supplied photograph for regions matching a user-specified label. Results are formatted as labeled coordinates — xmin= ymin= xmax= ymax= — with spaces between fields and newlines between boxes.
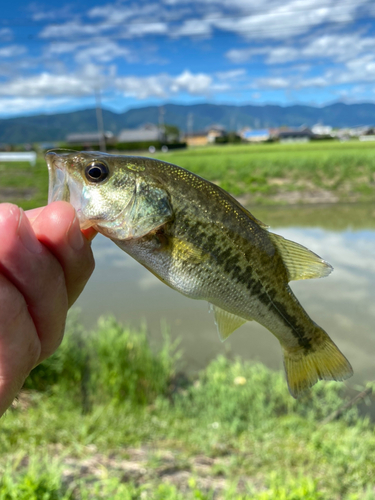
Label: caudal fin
xmin=283 ymin=332 xmax=353 ymax=398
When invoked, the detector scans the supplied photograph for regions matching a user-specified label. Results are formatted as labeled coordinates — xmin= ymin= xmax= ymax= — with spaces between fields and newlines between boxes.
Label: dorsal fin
xmin=268 ymin=232 xmax=333 ymax=281
xmin=209 ymin=304 xmax=248 ymax=342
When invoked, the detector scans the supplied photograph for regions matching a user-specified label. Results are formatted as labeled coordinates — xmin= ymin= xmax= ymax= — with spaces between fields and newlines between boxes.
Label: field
xmin=1 ymin=140 xmax=375 ymax=210
xmin=157 ymin=141 xmax=375 ymax=205
xmin=1 ymin=315 xmax=375 ymax=499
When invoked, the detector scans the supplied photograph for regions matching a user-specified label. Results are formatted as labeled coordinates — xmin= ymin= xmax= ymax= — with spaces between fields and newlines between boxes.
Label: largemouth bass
xmin=46 ymin=150 xmax=353 ymax=397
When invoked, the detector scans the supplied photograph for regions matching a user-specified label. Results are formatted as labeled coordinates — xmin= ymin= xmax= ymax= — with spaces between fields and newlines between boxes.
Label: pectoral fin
xmin=209 ymin=304 xmax=247 ymax=342
xmin=268 ymin=232 xmax=333 ymax=281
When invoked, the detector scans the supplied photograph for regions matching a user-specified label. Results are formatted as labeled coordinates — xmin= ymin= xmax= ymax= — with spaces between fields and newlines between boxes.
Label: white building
xmin=311 ymin=124 xmax=333 ymax=136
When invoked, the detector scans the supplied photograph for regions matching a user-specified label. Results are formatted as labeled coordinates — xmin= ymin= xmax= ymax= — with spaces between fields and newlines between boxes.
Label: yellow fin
xmin=209 ymin=304 xmax=247 ymax=342
xmin=268 ymin=232 xmax=333 ymax=281
xmin=283 ymin=333 xmax=353 ymax=398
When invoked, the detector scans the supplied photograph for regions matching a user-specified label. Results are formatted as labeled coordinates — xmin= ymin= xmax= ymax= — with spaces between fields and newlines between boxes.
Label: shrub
xmin=24 ymin=313 xmax=179 ymax=408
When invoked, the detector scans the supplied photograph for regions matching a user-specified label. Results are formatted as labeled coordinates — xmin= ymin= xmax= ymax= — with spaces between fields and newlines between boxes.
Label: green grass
xmin=2 ymin=141 xmax=375 ymax=212
xmin=1 ymin=315 xmax=375 ymax=499
xmin=0 ymin=157 xmax=48 ymax=210
xmin=156 ymin=141 xmax=375 ymax=203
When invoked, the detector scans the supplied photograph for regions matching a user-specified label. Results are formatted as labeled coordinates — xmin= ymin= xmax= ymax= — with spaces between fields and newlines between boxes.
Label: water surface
xmin=76 ymin=203 xmax=375 ymax=386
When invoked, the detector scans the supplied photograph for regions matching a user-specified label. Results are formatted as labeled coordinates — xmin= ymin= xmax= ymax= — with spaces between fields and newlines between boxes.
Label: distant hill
xmin=1 ymin=102 xmax=375 ymax=144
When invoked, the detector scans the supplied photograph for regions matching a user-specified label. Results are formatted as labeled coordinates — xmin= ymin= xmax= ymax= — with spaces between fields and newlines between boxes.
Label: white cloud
xmin=45 ymin=39 xmax=136 ymax=64
xmin=0 ymin=28 xmax=13 ymax=41
xmin=88 ymin=3 xmax=161 ymax=24
xmin=75 ymin=41 xmax=135 ymax=64
xmin=115 ymin=70 xmax=212 ymax=99
xmin=0 ymin=45 xmax=26 ymax=58
xmin=172 ymin=19 xmax=212 ymax=37
xmin=40 ymin=20 xmax=110 ymax=39
xmin=46 ymin=41 xmax=88 ymax=55
xmin=2 ymin=0 xmax=375 ymax=112
xmin=0 ymin=65 xmax=107 ymax=98
xmin=0 ymin=64 xmax=215 ymax=103
xmin=116 ymin=75 xmax=167 ymax=99
xmin=0 ymin=97 xmax=73 ymax=116
xmin=39 ymin=0 xmax=374 ymax=44
xmin=254 ymin=77 xmax=290 ymax=89
xmin=227 ymin=33 xmax=375 ymax=65
xmin=225 ymin=28 xmax=375 ymax=92
xmin=267 ymin=34 xmax=375 ymax=64
xmin=0 ymin=73 xmax=92 ymax=97
xmin=173 ymin=70 xmax=212 ymax=93
xmin=216 ymin=69 xmax=246 ymax=80
xmin=125 ymin=22 xmax=169 ymax=38
xmin=226 ymin=47 xmax=263 ymax=64
xmin=211 ymin=0 xmax=368 ymax=40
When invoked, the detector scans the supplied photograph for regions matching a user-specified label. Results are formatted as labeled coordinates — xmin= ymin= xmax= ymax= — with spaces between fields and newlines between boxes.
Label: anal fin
xmin=209 ymin=304 xmax=247 ymax=342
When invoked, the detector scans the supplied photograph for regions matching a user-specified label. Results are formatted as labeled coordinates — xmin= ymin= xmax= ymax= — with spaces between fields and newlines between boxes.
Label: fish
xmin=46 ymin=150 xmax=353 ymax=398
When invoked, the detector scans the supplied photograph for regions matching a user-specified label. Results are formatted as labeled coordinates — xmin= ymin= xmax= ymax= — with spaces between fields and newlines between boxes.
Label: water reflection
xmin=76 ymin=203 xmax=375 ymax=386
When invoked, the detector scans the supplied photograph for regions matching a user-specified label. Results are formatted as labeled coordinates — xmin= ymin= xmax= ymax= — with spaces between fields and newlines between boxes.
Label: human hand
xmin=0 ymin=201 xmax=96 ymax=416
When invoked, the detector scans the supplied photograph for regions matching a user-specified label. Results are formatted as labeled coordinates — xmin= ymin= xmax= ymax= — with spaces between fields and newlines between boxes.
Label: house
xmin=207 ymin=125 xmax=227 ymax=143
xmin=184 ymin=124 xmax=227 ymax=146
xmin=184 ymin=131 xmax=209 ymax=147
xmin=66 ymin=131 xmax=115 ymax=146
xmin=278 ymin=127 xmax=313 ymax=143
xmin=311 ymin=124 xmax=333 ymax=136
xmin=359 ymin=127 xmax=375 ymax=141
xmin=240 ymin=128 xmax=271 ymax=143
xmin=117 ymin=123 xmax=165 ymax=143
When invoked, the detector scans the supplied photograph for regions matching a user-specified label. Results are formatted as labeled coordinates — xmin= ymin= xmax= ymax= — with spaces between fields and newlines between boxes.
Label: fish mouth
xmin=46 ymin=150 xmax=72 ymax=204
xmin=45 ymin=150 xmax=97 ymax=230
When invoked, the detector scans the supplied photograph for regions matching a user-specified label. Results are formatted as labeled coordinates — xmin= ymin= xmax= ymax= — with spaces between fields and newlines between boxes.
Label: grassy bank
xmin=1 ymin=141 xmax=375 ymax=210
xmin=1 ymin=315 xmax=374 ymax=499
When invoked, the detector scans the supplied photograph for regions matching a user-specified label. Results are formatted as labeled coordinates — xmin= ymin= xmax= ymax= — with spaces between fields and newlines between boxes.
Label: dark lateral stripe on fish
xmin=175 ymin=211 xmax=313 ymax=351
xmin=261 ymin=287 xmax=313 ymax=351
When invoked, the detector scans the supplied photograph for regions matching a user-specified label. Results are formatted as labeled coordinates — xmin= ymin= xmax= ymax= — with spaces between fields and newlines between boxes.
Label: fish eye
xmin=85 ymin=162 xmax=109 ymax=183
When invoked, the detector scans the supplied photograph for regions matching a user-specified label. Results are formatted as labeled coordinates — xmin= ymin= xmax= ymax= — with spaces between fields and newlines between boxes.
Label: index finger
xmin=30 ymin=202 xmax=96 ymax=308
xmin=26 ymin=206 xmax=97 ymax=241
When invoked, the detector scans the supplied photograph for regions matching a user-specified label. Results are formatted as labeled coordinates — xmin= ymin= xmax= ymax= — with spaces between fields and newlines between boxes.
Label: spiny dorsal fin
xmin=209 ymin=304 xmax=248 ymax=342
xmin=268 ymin=232 xmax=333 ymax=281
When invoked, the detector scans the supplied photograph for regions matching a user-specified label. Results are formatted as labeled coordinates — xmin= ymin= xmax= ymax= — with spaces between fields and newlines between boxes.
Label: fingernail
xmin=25 ymin=207 xmax=44 ymax=223
xmin=18 ymin=209 xmax=43 ymax=254
xmin=67 ymin=215 xmax=85 ymax=251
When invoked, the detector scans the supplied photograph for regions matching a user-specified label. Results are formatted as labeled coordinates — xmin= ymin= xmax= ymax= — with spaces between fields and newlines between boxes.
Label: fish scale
xmin=46 ymin=150 xmax=353 ymax=398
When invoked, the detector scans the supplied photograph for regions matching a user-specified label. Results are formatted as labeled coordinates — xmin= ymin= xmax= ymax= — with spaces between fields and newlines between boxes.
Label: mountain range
xmin=1 ymin=102 xmax=375 ymax=144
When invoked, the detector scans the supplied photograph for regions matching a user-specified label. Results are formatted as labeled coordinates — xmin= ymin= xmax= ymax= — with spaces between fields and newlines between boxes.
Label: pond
xmin=76 ymin=203 xmax=375 ymax=388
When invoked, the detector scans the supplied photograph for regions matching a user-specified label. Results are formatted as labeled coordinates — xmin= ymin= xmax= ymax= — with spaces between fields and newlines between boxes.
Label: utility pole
xmin=159 ymin=106 xmax=165 ymax=141
xmin=95 ymin=89 xmax=106 ymax=152
xmin=187 ymin=112 xmax=193 ymax=137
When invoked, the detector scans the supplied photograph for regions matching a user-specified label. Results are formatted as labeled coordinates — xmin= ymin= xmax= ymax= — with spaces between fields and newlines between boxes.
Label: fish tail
xmin=282 ymin=328 xmax=353 ymax=398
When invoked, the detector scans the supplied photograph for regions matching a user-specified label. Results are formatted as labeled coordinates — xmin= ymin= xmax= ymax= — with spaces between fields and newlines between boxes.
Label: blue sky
xmin=1 ymin=0 xmax=375 ymax=117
